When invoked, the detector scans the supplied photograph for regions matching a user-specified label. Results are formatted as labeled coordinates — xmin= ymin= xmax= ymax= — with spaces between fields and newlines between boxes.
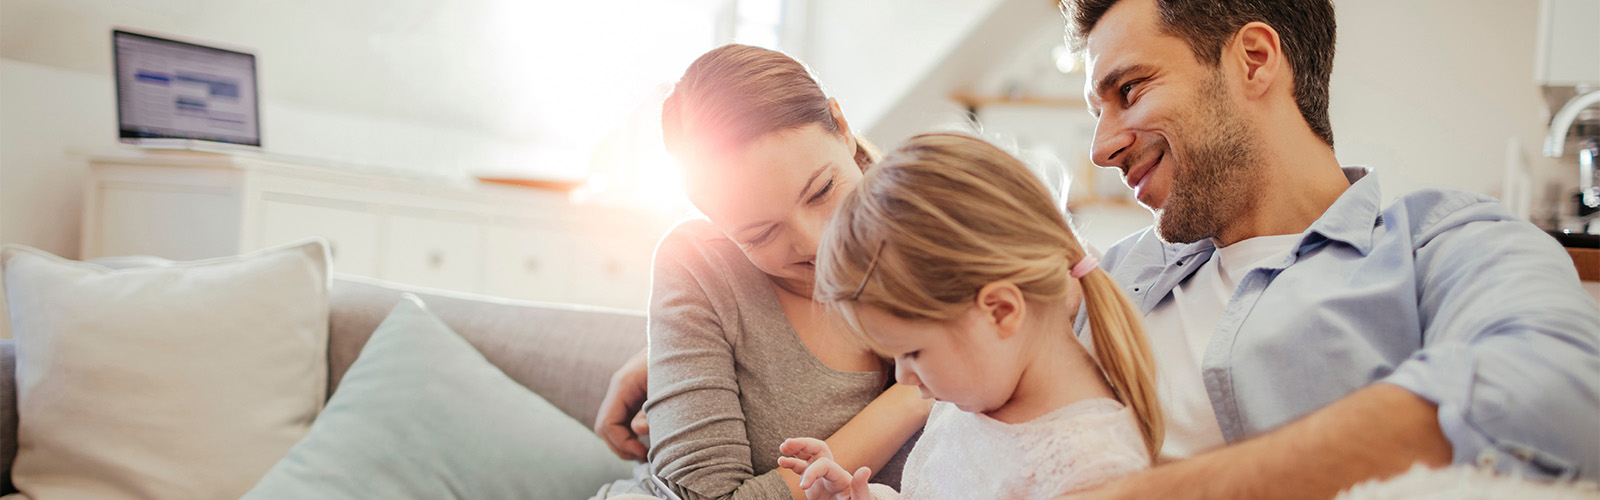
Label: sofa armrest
xmin=0 ymin=340 xmax=16 ymax=494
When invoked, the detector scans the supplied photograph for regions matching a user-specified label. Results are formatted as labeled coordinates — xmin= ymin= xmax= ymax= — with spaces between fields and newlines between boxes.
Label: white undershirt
xmin=1143 ymin=233 xmax=1302 ymax=462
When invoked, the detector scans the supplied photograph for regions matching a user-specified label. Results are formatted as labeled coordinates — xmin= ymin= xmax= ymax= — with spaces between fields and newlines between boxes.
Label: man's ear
xmin=974 ymin=281 xmax=1026 ymax=340
xmin=1232 ymin=21 xmax=1284 ymax=100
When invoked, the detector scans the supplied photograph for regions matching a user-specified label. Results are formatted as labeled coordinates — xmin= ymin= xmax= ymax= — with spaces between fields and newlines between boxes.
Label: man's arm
xmin=1072 ymin=383 xmax=1451 ymax=500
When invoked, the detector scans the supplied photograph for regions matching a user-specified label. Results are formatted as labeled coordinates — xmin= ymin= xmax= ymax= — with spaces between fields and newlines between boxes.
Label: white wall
xmin=804 ymin=0 xmax=1003 ymax=131
xmin=1330 ymin=0 xmax=1567 ymax=213
xmin=0 ymin=0 xmax=716 ymax=258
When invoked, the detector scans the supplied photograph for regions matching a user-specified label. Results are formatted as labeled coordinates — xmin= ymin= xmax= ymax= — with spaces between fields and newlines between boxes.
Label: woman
xmin=591 ymin=44 xmax=929 ymax=500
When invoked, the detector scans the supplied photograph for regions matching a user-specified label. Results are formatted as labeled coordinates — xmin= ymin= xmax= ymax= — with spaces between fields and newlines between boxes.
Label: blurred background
xmin=1 ymin=0 xmax=1594 ymax=310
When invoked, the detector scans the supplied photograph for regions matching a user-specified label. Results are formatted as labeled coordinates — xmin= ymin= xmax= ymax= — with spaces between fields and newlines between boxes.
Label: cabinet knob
xmin=427 ymin=250 xmax=445 ymax=269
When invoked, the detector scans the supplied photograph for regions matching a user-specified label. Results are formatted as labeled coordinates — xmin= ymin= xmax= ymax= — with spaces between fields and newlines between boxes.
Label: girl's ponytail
xmin=1078 ymin=266 xmax=1164 ymax=461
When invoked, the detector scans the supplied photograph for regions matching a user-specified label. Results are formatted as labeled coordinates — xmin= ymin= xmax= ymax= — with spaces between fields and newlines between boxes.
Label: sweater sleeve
xmin=642 ymin=227 xmax=793 ymax=500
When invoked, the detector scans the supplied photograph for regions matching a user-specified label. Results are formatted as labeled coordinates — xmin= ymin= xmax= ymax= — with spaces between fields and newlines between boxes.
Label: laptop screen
xmin=113 ymin=30 xmax=260 ymax=147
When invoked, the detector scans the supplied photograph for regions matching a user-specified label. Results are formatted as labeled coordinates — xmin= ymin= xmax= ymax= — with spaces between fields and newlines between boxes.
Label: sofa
xmin=0 ymin=273 xmax=649 ymax=495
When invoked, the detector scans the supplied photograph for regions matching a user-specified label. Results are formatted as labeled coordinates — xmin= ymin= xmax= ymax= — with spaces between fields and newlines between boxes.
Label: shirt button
xmin=1477 ymin=450 xmax=1498 ymax=468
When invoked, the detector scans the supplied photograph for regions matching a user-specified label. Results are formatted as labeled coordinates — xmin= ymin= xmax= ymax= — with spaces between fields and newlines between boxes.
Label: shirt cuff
xmin=1381 ymin=343 xmax=1580 ymax=480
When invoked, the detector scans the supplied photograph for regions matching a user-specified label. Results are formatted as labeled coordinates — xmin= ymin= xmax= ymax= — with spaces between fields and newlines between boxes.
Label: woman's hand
xmin=594 ymin=347 xmax=651 ymax=461
xmin=779 ymin=438 xmax=873 ymax=500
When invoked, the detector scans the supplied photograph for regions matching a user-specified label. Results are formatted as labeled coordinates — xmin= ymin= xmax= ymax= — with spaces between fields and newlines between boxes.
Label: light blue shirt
xmin=1076 ymin=167 xmax=1600 ymax=480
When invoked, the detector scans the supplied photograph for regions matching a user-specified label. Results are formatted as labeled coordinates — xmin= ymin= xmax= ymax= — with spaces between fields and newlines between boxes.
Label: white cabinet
xmin=82 ymin=151 xmax=672 ymax=311
xmin=1537 ymin=0 xmax=1600 ymax=85
xmin=259 ymin=199 xmax=381 ymax=277
xmin=382 ymin=214 xmax=485 ymax=293
xmin=483 ymin=224 xmax=574 ymax=303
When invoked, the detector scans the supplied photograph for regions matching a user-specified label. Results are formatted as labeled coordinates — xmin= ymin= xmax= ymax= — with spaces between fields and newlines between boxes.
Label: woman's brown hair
xmin=814 ymin=133 xmax=1164 ymax=460
xmin=662 ymin=44 xmax=876 ymax=169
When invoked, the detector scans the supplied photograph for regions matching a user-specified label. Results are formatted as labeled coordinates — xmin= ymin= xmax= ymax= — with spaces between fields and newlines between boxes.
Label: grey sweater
xmin=642 ymin=220 xmax=915 ymax=500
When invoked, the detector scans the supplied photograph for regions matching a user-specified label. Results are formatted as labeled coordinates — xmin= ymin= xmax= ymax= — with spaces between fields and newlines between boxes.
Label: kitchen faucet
xmin=1544 ymin=89 xmax=1600 ymax=209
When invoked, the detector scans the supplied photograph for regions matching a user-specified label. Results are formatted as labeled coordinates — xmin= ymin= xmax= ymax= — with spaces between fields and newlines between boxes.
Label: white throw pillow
xmin=0 ymin=240 xmax=331 ymax=500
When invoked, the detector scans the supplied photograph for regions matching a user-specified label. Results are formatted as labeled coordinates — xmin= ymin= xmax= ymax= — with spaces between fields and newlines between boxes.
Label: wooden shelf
xmin=951 ymin=91 xmax=1087 ymax=110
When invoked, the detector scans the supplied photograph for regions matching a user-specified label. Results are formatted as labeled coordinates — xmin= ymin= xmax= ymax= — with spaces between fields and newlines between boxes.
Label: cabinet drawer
xmin=483 ymin=225 xmax=574 ymax=302
xmin=383 ymin=215 xmax=484 ymax=293
xmin=259 ymin=200 xmax=380 ymax=277
xmin=568 ymin=234 xmax=653 ymax=310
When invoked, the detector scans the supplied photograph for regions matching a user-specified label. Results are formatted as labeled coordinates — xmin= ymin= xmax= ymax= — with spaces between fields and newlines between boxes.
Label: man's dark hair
xmin=1064 ymin=0 xmax=1337 ymax=147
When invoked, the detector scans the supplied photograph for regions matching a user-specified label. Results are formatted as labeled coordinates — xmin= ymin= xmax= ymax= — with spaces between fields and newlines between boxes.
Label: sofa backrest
xmin=327 ymin=275 xmax=648 ymax=428
xmin=0 ymin=275 xmax=647 ymax=494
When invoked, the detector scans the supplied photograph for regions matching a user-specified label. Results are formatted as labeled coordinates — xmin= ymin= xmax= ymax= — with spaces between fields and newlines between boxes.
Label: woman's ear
xmin=828 ymin=98 xmax=857 ymax=151
xmin=974 ymin=281 xmax=1026 ymax=340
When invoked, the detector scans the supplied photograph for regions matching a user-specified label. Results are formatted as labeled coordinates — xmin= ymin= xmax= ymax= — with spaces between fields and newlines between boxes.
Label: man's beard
xmin=1153 ymin=73 xmax=1263 ymax=245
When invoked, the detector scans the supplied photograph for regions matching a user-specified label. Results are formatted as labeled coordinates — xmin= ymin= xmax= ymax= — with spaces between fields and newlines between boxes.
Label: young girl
xmin=776 ymin=133 xmax=1164 ymax=499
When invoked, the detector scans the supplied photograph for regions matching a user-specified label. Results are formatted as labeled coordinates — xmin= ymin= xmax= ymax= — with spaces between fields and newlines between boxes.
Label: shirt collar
xmin=1302 ymin=166 xmax=1382 ymax=256
xmin=1156 ymin=166 xmax=1380 ymax=261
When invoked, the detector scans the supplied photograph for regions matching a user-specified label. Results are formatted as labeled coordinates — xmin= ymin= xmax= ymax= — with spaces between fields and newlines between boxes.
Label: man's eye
xmin=1120 ymin=82 xmax=1135 ymax=99
xmin=904 ymin=351 xmax=919 ymax=359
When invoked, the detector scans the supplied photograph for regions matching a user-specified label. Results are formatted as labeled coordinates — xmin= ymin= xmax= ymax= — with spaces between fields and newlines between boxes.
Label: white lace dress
xmin=867 ymin=398 xmax=1149 ymax=500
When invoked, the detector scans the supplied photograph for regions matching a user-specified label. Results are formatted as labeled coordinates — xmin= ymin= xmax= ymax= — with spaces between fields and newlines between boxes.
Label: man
xmin=598 ymin=0 xmax=1600 ymax=497
xmin=1062 ymin=0 xmax=1599 ymax=497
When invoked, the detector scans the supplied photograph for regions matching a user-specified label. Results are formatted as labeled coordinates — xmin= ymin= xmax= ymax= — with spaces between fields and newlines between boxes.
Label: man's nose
xmin=1090 ymin=115 xmax=1133 ymax=168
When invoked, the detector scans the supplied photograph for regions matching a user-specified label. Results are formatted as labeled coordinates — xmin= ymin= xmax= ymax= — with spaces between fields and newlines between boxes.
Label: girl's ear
xmin=974 ymin=281 xmax=1026 ymax=340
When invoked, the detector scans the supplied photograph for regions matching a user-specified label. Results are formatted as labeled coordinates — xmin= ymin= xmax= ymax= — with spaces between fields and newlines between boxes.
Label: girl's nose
xmin=894 ymin=360 xmax=920 ymax=387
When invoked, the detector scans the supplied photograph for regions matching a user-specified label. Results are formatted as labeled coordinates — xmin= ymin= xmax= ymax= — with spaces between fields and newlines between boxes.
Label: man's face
xmin=1082 ymin=0 xmax=1261 ymax=244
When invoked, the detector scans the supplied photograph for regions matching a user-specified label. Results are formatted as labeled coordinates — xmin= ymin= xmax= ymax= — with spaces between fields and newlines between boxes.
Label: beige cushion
xmin=0 ymin=240 xmax=330 ymax=500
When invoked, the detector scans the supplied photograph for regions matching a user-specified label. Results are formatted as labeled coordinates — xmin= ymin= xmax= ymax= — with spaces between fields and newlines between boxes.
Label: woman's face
xmin=686 ymin=123 xmax=862 ymax=296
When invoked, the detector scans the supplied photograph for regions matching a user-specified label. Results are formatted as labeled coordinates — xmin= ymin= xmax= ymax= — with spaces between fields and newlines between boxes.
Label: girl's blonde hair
xmin=662 ymin=44 xmax=877 ymax=169
xmin=814 ymin=133 xmax=1164 ymax=460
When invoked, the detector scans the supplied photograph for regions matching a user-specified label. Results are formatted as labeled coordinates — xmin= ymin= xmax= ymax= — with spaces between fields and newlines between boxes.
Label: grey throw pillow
xmin=241 ymin=294 xmax=636 ymax=500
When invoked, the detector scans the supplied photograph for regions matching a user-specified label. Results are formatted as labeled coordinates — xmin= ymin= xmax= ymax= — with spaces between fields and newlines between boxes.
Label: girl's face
xmin=686 ymin=122 xmax=862 ymax=296
xmin=855 ymin=303 xmax=1028 ymax=415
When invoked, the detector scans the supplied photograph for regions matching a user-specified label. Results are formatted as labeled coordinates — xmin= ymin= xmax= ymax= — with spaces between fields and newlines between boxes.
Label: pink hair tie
xmin=1070 ymin=254 xmax=1099 ymax=279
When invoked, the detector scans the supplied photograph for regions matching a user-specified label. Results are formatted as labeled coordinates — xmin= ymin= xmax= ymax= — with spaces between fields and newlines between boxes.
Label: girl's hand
xmin=779 ymin=438 xmax=873 ymax=500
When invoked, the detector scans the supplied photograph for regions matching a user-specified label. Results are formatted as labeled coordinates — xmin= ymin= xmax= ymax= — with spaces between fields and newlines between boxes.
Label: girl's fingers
xmin=799 ymin=458 xmax=852 ymax=492
xmin=781 ymin=437 xmax=829 ymax=458
xmin=850 ymin=467 xmax=872 ymax=500
xmin=777 ymin=456 xmax=809 ymax=475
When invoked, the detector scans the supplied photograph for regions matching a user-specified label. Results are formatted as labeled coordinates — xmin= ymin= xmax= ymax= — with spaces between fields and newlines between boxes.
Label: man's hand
xmin=779 ymin=438 xmax=874 ymax=500
xmin=594 ymin=348 xmax=651 ymax=461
